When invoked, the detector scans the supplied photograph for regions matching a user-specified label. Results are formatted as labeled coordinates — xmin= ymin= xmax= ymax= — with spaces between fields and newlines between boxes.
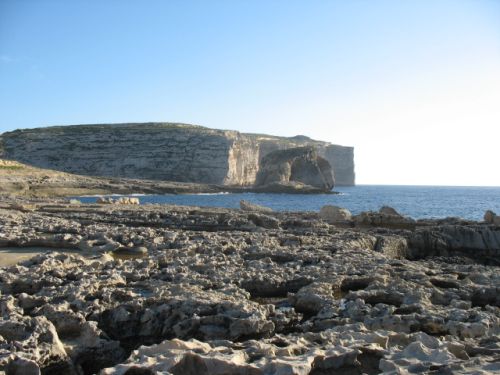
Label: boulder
xmin=379 ymin=206 xmax=400 ymax=216
xmin=354 ymin=211 xmax=416 ymax=229
xmin=319 ymin=205 xmax=352 ymax=223
xmin=291 ymin=282 xmax=336 ymax=314
xmin=96 ymin=197 xmax=114 ymax=204
xmin=247 ymin=213 xmax=280 ymax=229
xmin=484 ymin=210 xmax=500 ymax=226
xmin=255 ymin=147 xmax=334 ymax=192
xmin=240 ymin=200 xmax=273 ymax=213
xmin=375 ymin=235 xmax=409 ymax=259
xmin=484 ymin=210 xmax=495 ymax=223
xmin=78 ymin=236 xmax=122 ymax=253
xmin=129 ymin=197 xmax=140 ymax=205
xmin=4 ymin=358 xmax=41 ymax=375
xmin=0 ymin=315 xmax=70 ymax=372
xmin=407 ymin=225 xmax=500 ymax=260
xmin=115 ymin=197 xmax=140 ymax=205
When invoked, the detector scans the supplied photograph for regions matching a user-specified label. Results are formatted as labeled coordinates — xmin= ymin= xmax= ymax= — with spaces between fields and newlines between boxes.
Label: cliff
xmin=0 ymin=123 xmax=355 ymax=187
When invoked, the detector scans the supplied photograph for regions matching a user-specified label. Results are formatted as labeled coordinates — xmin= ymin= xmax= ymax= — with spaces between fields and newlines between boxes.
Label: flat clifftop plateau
xmin=0 ymin=123 xmax=355 ymax=187
xmin=0 ymin=199 xmax=498 ymax=374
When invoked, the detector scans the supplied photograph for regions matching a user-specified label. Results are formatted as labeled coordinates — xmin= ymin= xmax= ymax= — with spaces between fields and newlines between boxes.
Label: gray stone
xmin=354 ymin=211 xmax=416 ymax=229
xmin=319 ymin=205 xmax=352 ymax=223
xmin=96 ymin=197 xmax=114 ymax=204
xmin=240 ymin=200 xmax=273 ymax=213
xmin=6 ymin=358 xmax=40 ymax=375
xmin=484 ymin=210 xmax=496 ymax=224
xmin=379 ymin=206 xmax=400 ymax=216
xmin=114 ymin=197 xmax=140 ymax=205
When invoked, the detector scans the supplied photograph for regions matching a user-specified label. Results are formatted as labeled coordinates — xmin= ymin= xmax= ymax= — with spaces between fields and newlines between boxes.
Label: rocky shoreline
xmin=0 ymin=198 xmax=499 ymax=374
xmin=0 ymin=159 xmax=335 ymax=198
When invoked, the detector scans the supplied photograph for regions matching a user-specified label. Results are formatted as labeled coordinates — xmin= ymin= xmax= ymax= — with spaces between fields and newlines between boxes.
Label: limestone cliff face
xmin=0 ymin=123 xmax=355 ymax=186
xmin=320 ymin=145 xmax=355 ymax=186
xmin=224 ymin=133 xmax=260 ymax=186
xmin=0 ymin=124 xmax=237 ymax=184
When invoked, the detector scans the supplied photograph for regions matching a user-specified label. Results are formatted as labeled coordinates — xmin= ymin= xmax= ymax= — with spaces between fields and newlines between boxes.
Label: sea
xmin=77 ymin=185 xmax=500 ymax=221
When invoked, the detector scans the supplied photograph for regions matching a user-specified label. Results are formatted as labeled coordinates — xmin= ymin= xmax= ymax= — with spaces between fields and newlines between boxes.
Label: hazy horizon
xmin=1 ymin=0 xmax=499 ymax=186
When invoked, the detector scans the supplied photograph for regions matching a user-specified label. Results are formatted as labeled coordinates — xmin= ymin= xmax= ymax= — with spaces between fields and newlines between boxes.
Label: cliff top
xmin=1 ymin=122 xmax=352 ymax=149
xmin=3 ymin=122 xmax=208 ymax=135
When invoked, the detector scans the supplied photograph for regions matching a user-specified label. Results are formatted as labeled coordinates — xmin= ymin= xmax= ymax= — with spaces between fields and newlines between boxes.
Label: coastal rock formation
xmin=0 ymin=158 xmax=236 ymax=198
xmin=0 ymin=200 xmax=498 ymax=374
xmin=354 ymin=210 xmax=416 ymax=229
xmin=1 ymin=159 xmax=334 ymax=197
xmin=239 ymin=200 xmax=273 ymax=213
xmin=255 ymin=147 xmax=334 ymax=192
xmin=319 ymin=205 xmax=352 ymax=223
xmin=96 ymin=197 xmax=140 ymax=205
xmin=0 ymin=123 xmax=355 ymax=187
xmin=484 ymin=210 xmax=500 ymax=225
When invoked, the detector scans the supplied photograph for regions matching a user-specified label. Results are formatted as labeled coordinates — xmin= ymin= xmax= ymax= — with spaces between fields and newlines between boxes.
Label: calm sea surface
xmin=78 ymin=185 xmax=500 ymax=221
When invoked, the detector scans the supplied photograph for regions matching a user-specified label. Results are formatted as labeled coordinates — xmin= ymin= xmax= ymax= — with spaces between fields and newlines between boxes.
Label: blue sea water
xmin=77 ymin=185 xmax=500 ymax=221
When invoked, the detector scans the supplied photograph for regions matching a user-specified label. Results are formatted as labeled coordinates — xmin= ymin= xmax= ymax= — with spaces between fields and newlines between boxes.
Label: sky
xmin=1 ymin=0 xmax=500 ymax=186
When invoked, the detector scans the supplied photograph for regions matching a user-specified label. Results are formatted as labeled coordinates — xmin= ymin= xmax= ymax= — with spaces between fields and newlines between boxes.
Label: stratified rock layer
xmin=0 ymin=199 xmax=498 ymax=374
xmin=0 ymin=123 xmax=355 ymax=186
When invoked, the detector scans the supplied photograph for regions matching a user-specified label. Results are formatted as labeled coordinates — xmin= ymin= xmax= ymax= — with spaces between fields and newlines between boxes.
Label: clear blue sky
xmin=1 ymin=0 xmax=500 ymax=185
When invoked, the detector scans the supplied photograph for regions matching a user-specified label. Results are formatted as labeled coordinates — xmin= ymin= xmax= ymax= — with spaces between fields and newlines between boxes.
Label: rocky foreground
xmin=0 ymin=199 xmax=499 ymax=374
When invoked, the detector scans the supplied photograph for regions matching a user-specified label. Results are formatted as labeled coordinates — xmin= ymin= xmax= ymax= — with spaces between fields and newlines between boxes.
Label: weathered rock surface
xmin=0 ymin=199 xmax=498 ymax=374
xmin=240 ymin=200 xmax=273 ymax=213
xmin=379 ymin=206 xmax=400 ymax=216
xmin=96 ymin=197 xmax=139 ymax=205
xmin=0 ymin=159 xmax=332 ymax=197
xmin=319 ymin=205 xmax=352 ymax=223
xmin=0 ymin=159 xmax=236 ymax=197
xmin=0 ymin=123 xmax=355 ymax=187
xmin=484 ymin=209 xmax=500 ymax=226
xmin=255 ymin=147 xmax=334 ymax=192
xmin=354 ymin=210 xmax=416 ymax=229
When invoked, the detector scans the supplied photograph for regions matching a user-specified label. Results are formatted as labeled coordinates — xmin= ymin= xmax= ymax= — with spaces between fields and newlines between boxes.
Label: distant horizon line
xmin=348 ymin=183 xmax=500 ymax=188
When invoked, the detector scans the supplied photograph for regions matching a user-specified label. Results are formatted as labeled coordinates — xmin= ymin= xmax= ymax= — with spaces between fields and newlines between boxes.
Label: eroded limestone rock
xmin=318 ymin=205 xmax=352 ymax=224
xmin=240 ymin=200 xmax=273 ymax=213
xmin=0 ymin=200 xmax=498 ymax=374
xmin=255 ymin=147 xmax=334 ymax=192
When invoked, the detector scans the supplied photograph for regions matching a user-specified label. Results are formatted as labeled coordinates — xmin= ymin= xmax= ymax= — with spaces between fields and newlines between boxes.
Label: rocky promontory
xmin=0 ymin=199 xmax=498 ymax=374
xmin=0 ymin=159 xmax=334 ymax=197
xmin=0 ymin=123 xmax=355 ymax=188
